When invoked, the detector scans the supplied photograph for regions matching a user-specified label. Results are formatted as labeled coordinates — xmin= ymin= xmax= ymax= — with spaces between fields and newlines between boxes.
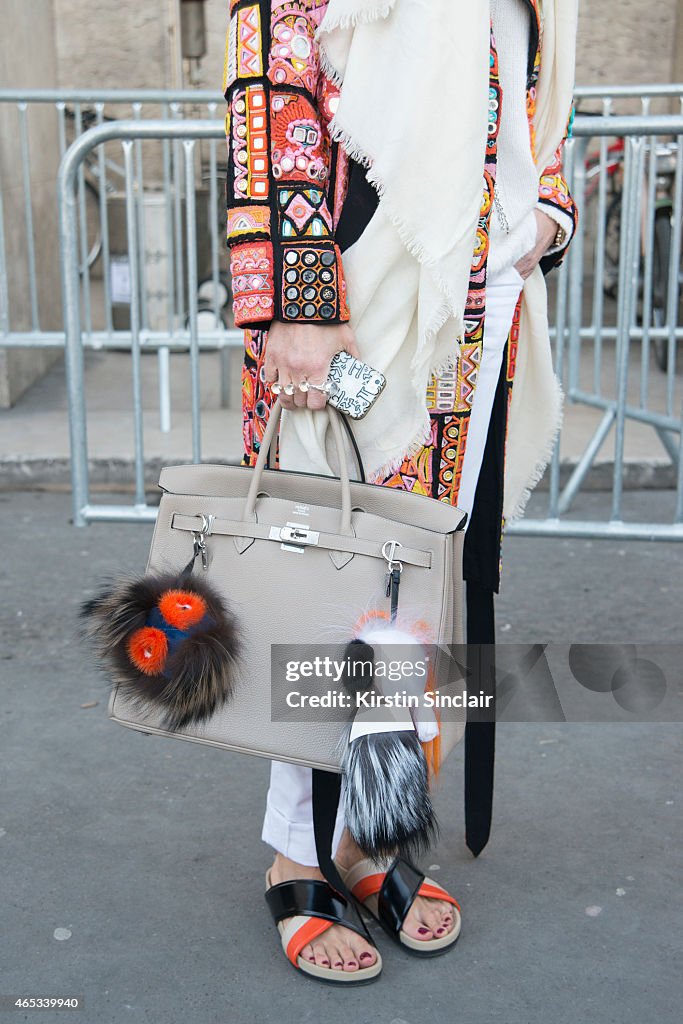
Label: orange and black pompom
xmin=157 ymin=590 xmax=208 ymax=630
xmin=127 ymin=627 xmax=169 ymax=675
xmin=80 ymin=571 xmax=240 ymax=730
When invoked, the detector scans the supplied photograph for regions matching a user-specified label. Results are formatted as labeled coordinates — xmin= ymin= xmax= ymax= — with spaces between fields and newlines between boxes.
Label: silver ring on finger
xmin=283 ymin=382 xmax=296 ymax=396
xmin=270 ymin=381 xmax=283 ymax=395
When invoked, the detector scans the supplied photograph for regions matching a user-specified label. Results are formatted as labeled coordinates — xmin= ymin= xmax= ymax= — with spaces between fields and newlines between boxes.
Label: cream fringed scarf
xmin=277 ymin=0 xmax=579 ymax=524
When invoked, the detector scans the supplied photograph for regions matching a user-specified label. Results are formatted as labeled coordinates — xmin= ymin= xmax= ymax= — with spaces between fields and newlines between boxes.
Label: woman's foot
xmin=335 ymin=831 xmax=457 ymax=942
xmin=269 ymin=853 xmax=379 ymax=973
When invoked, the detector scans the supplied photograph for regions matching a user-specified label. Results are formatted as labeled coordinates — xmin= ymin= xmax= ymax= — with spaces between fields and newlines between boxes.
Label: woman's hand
xmin=513 ymin=209 xmax=562 ymax=280
xmin=263 ymin=321 xmax=361 ymax=411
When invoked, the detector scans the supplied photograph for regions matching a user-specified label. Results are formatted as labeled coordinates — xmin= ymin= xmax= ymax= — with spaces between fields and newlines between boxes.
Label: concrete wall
xmin=673 ymin=0 xmax=683 ymax=85
xmin=51 ymin=1 xmax=237 ymax=94
xmin=53 ymin=1 xmax=178 ymax=90
xmin=50 ymin=1 xmax=683 ymax=95
xmin=576 ymin=0 xmax=679 ymax=89
xmin=0 ymin=0 xmax=62 ymax=408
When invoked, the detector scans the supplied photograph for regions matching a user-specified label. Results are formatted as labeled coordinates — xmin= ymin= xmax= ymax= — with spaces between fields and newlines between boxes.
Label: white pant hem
xmin=262 ymin=762 xmax=346 ymax=866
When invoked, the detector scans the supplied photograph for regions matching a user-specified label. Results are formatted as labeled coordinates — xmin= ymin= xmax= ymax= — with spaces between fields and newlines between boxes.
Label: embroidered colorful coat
xmin=223 ymin=0 xmax=578 ymax=592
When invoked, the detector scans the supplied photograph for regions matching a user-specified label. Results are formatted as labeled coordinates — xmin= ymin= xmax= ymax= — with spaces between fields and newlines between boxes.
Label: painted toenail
xmin=360 ymin=952 xmax=372 ymax=961
xmin=436 ymin=928 xmax=445 ymax=935
xmin=418 ymin=927 xmax=430 ymax=935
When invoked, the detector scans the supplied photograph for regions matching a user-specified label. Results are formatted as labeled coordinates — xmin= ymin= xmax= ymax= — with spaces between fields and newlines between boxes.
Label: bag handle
xmin=266 ymin=406 xmax=366 ymax=483
xmin=243 ymin=398 xmax=354 ymax=535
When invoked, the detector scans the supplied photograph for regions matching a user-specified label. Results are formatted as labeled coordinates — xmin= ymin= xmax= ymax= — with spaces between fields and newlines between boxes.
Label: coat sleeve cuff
xmin=276 ymin=241 xmax=350 ymax=324
xmin=537 ymin=201 xmax=576 ymax=256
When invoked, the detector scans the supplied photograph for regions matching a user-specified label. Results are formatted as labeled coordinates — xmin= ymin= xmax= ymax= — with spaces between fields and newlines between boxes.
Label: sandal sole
xmin=290 ymin=957 xmax=382 ymax=985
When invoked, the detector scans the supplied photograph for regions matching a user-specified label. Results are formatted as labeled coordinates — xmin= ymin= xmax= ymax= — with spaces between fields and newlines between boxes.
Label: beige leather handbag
xmin=108 ymin=400 xmax=468 ymax=770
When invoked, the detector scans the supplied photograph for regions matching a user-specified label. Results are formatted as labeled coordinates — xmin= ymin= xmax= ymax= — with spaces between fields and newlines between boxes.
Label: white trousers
xmin=261 ymin=264 xmax=525 ymax=865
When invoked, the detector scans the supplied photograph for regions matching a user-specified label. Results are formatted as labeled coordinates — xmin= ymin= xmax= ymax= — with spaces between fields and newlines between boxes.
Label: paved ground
xmin=1 ymin=334 xmax=681 ymax=489
xmin=2 ymin=489 xmax=682 ymax=1024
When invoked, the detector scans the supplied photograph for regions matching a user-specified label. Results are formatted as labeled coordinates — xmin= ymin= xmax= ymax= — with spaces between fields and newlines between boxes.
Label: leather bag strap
xmin=170 ymin=513 xmax=433 ymax=568
xmin=339 ymin=415 xmax=366 ymax=483
xmin=264 ymin=402 xmax=367 ymax=483
xmin=244 ymin=399 xmax=354 ymax=536
xmin=311 ymin=769 xmax=355 ymax=902
xmin=464 ymin=580 xmax=496 ymax=857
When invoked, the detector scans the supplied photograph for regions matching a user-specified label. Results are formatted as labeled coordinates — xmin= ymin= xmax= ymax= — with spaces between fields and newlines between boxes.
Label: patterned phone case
xmin=325 ymin=351 xmax=387 ymax=419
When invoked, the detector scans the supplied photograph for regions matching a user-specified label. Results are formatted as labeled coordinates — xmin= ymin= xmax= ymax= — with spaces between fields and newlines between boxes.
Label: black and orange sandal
xmin=335 ymin=855 xmax=462 ymax=957
xmin=265 ymin=869 xmax=383 ymax=985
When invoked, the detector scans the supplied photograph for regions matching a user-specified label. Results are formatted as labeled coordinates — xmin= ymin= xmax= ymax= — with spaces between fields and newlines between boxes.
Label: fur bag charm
xmin=338 ymin=612 xmax=440 ymax=862
xmin=80 ymin=564 xmax=240 ymax=731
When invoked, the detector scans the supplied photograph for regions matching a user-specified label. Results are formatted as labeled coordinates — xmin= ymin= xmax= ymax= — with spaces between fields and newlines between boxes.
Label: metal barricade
xmin=58 ymin=118 xmax=232 ymax=524
xmin=11 ymin=81 xmax=672 ymax=354
xmin=0 ymin=89 xmax=239 ymax=431
xmin=48 ymin=110 xmax=683 ymax=536
xmin=505 ymin=113 xmax=683 ymax=540
xmin=573 ymin=84 xmax=683 ymax=116
xmin=0 ymin=88 xmax=226 ymax=340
